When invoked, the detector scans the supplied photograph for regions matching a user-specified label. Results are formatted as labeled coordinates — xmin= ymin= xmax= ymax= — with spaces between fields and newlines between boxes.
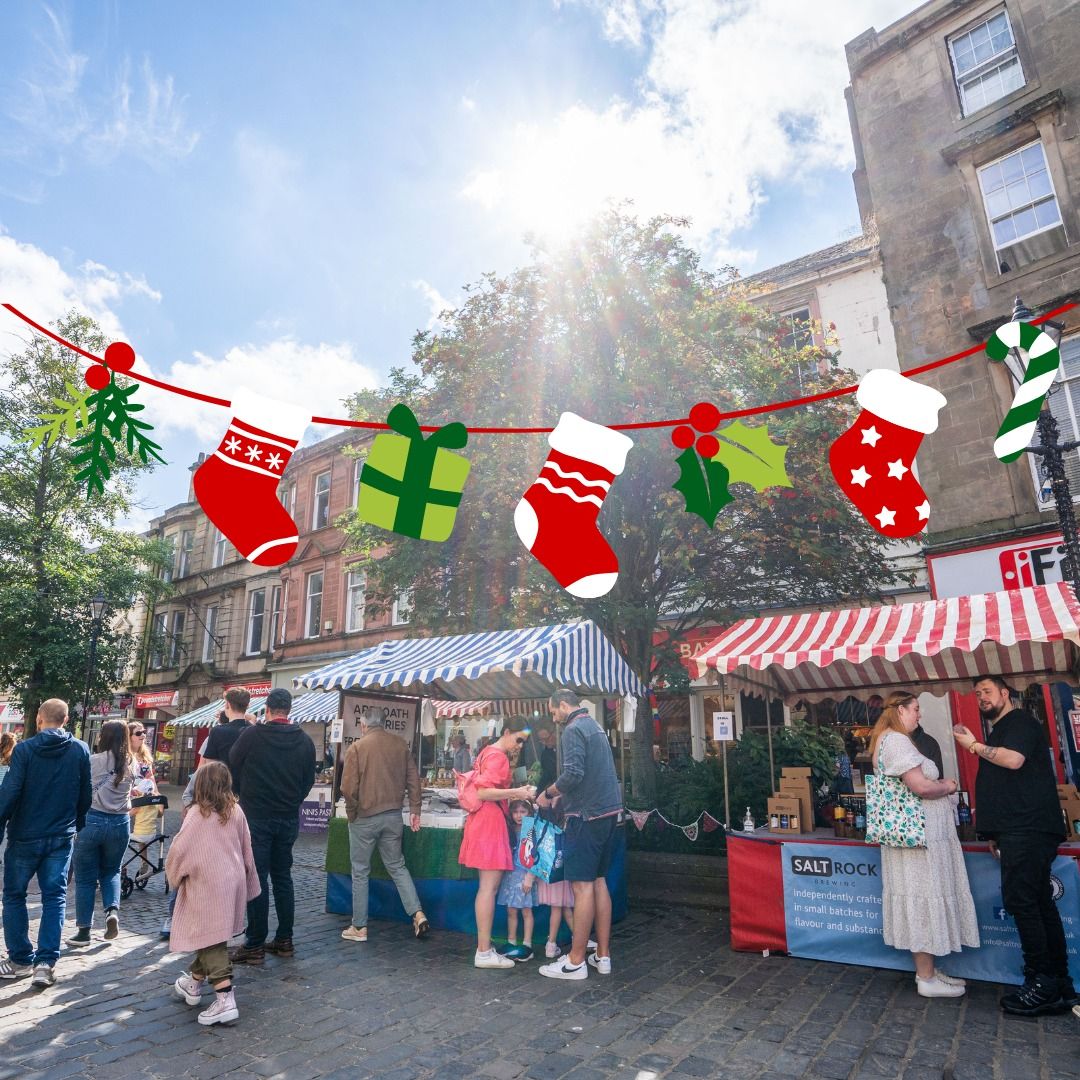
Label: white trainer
xmin=341 ymin=926 xmax=368 ymax=942
xmin=198 ymin=988 xmax=239 ymax=1026
xmin=587 ymin=953 xmax=611 ymax=975
xmin=474 ymin=949 xmax=515 ymax=969
xmin=916 ymin=974 xmax=965 ymax=998
xmin=544 ymin=941 xmax=561 ymax=959
xmin=933 ymin=971 xmax=966 ymax=988
xmin=174 ymin=973 xmax=208 ymax=1005
xmin=31 ymin=964 xmax=55 ymax=988
xmin=539 ymin=957 xmax=588 ymax=981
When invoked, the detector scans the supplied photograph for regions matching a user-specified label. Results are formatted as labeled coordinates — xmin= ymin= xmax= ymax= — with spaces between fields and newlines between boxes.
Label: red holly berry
xmin=84 ymin=365 xmax=111 ymax=391
xmin=671 ymin=425 xmax=695 ymax=450
xmin=689 ymin=401 xmax=720 ymax=432
xmin=104 ymin=341 xmax=136 ymax=373
xmin=695 ymin=434 xmax=719 ymax=458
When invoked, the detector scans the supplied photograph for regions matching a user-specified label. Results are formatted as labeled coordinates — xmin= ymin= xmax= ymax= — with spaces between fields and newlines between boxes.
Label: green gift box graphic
xmin=358 ymin=404 xmax=471 ymax=542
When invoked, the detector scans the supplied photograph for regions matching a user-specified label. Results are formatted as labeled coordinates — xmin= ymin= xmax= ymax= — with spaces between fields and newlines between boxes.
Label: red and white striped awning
xmin=691 ymin=583 xmax=1080 ymax=703
xmin=433 ymin=699 xmax=550 ymax=718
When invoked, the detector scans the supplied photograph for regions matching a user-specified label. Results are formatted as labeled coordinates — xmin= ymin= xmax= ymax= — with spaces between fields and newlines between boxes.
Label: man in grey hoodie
xmin=0 ymin=699 xmax=91 ymax=985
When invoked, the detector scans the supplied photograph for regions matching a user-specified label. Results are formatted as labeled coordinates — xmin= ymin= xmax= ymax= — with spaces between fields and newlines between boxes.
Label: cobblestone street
xmin=0 ymin=791 xmax=1077 ymax=1080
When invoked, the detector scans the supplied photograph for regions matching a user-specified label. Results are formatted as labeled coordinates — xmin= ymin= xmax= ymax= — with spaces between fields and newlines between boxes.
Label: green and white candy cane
xmin=986 ymin=320 xmax=1061 ymax=463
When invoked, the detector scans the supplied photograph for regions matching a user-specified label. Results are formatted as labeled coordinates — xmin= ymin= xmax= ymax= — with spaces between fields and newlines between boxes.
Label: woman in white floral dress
xmin=871 ymin=691 xmax=979 ymax=998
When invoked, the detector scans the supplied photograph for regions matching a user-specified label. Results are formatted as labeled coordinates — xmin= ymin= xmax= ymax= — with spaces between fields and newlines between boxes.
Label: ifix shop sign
xmin=927 ymin=532 xmax=1065 ymax=599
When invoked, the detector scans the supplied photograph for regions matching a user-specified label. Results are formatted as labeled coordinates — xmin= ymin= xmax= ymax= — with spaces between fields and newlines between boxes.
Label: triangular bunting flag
xmin=682 ymin=822 xmax=699 ymax=841
xmin=702 ymin=813 xmax=721 ymax=833
xmin=630 ymin=810 xmax=651 ymax=831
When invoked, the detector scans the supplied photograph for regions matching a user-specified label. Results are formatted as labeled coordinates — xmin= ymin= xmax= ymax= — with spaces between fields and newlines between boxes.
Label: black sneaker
xmin=1001 ymin=974 xmax=1068 ymax=1016
xmin=67 ymin=928 xmax=91 ymax=947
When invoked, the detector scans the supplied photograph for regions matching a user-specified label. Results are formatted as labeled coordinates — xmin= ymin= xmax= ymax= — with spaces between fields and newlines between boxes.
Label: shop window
xmin=246 ymin=589 xmax=265 ymax=655
xmin=978 ymin=142 xmax=1065 ymax=273
xmin=269 ymin=585 xmax=284 ymax=646
xmin=392 ymin=587 xmax=413 ymax=626
xmin=948 ymin=9 xmax=1024 ymax=117
xmin=312 ymin=471 xmax=331 ymax=530
xmin=168 ymin=611 xmax=186 ymax=667
xmin=305 ymin=571 xmax=324 ymax=638
xmin=346 ymin=570 xmax=366 ymax=632
xmin=202 ymin=604 xmax=218 ymax=663
xmin=176 ymin=530 xmax=193 ymax=578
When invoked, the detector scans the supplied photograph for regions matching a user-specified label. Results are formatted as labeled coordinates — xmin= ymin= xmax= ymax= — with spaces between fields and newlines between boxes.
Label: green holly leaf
xmin=673 ymin=446 xmax=733 ymax=528
xmin=22 ymin=383 xmax=93 ymax=450
xmin=712 ymin=420 xmax=792 ymax=492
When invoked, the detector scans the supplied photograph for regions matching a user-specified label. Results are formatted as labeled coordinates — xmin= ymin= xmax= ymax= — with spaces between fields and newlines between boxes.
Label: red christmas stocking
xmin=828 ymin=369 xmax=946 ymax=539
xmin=193 ymin=390 xmax=310 ymax=565
xmin=514 ymin=412 xmax=634 ymax=597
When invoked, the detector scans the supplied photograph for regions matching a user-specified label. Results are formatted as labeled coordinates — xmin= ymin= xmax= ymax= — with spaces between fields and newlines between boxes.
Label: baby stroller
xmin=120 ymin=794 xmax=170 ymax=899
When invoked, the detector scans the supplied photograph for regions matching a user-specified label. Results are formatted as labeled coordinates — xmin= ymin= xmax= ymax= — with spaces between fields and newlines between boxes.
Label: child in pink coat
xmin=165 ymin=761 xmax=260 ymax=1026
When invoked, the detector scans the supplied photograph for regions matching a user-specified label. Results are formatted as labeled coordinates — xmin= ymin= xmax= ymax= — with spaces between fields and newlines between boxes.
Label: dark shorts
xmin=563 ymin=815 xmax=618 ymax=882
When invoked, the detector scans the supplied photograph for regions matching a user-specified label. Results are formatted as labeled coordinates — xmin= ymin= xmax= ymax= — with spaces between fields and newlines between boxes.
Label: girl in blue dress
xmin=497 ymin=800 xmax=537 ymax=961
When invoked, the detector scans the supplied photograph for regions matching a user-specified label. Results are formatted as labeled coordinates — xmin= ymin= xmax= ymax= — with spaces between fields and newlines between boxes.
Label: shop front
xmin=295 ymin=619 xmax=645 ymax=936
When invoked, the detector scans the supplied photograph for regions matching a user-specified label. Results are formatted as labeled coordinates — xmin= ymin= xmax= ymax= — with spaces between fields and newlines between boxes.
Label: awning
xmin=691 ymin=583 xmax=1080 ymax=703
xmin=433 ymin=699 xmax=550 ymax=718
xmin=172 ymin=697 xmax=268 ymax=728
xmin=294 ymin=620 xmax=646 ymax=699
xmin=286 ymin=692 xmax=340 ymax=724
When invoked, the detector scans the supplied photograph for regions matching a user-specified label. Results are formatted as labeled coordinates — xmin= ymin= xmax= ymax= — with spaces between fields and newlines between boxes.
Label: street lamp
xmin=80 ymin=592 xmax=108 ymax=741
xmin=994 ymin=297 xmax=1076 ymax=593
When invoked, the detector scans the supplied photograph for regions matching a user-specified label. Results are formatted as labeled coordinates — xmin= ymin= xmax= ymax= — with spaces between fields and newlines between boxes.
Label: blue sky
xmin=0 ymin=0 xmax=913 ymax=527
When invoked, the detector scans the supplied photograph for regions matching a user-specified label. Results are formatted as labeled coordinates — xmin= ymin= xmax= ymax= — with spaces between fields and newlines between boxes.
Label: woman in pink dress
xmin=459 ymin=718 xmax=535 ymax=969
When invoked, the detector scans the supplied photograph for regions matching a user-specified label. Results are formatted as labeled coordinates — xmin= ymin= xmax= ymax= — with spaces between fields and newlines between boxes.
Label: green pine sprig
xmin=71 ymin=379 xmax=166 ymax=497
xmin=23 ymin=383 xmax=93 ymax=450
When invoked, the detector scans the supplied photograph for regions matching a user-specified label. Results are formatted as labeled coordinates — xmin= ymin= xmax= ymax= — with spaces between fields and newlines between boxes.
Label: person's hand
xmin=988 ymin=839 xmax=1000 ymax=860
xmin=522 ymin=873 xmax=535 ymax=891
xmin=410 ymin=813 xmax=421 ymax=833
xmin=952 ymin=724 xmax=975 ymax=750
xmin=519 ymin=785 xmax=537 ymax=800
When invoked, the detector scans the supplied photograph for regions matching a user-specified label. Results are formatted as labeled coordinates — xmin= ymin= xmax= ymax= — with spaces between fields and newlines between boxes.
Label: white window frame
xmin=212 ymin=528 xmax=228 ymax=568
xmin=345 ymin=570 xmax=366 ymax=632
xmin=778 ymin=307 xmax=813 ymax=351
xmin=246 ymin=589 xmax=266 ymax=655
xmin=169 ymin=610 xmax=186 ymax=667
xmin=269 ymin=585 xmax=283 ymax=647
xmin=947 ymin=9 xmax=1024 ymax=117
xmin=978 ymin=140 xmax=1063 ymax=253
xmin=305 ymin=571 xmax=324 ymax=638
xmin=176 ymin=530 xmax=193 ymax=579
xmin=392 ymin=587 xmax=413 ymax=626
xmin=202 ymin=604 xmax=218 ymax=663
xmin=1034 ymin=333 xmax=1080 ymax=507
xmin=150 ymin=613 xmax=167 ymax=669
xmin=161 ymin=536 xmax=175 ymax=583
xmin=312 ymin=471 xmax=331 ymax=530
xmin=351 ymin=459 xmax=363 ymax=508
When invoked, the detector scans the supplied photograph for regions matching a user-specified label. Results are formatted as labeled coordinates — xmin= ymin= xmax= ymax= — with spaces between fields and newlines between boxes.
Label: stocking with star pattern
xmin=828 ymin=369 xmax=947 ymax=539
xmin=193 ymin=390 xmax=311 ymax=565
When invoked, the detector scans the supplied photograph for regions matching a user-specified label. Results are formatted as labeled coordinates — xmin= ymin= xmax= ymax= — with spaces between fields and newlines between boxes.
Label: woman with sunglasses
xmin=128 ymin=725 xmax=162 ymax=881
xmin=458 ymin=717 xmax=536 ymax=969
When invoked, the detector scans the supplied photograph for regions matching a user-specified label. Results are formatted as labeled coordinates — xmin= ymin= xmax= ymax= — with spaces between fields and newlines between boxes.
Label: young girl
xmin=166 ymin=761 xmax=260 ymax=1027
xmin=496 ymin=800 xmax=537 ymax=962
xmin=128 ymin=723 xmax=162 ymax=881
xmin=535 ymin=797 xmax=595 ymax=959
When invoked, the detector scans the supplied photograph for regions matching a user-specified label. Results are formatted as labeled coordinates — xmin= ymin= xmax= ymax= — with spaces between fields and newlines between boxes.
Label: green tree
xmin=343 ymin=210 xmax=903 ymax=803
xmin=0 ymin=311 xmax=170 ymax=736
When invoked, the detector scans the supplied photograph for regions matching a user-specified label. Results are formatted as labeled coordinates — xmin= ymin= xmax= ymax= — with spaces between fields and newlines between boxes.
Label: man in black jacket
xmin=229 ymin=688 xmax=316 ymax=964
xmin=202 ymin=687 xmax=254 ymax=786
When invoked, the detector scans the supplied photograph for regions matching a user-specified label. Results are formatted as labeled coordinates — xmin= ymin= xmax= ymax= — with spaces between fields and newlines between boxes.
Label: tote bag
xmin=864 ymin=772 xmax=926 ymax=848
xmin=519 ymin=814 xmax=565 ymax=883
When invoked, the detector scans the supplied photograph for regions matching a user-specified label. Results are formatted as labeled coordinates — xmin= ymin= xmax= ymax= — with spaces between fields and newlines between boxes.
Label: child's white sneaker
xmin=544 ymin=941 xmax=561 ymax=959
xmin=916 ymin=974 xmax=965 ymax=998
xmin=587 ymin=953 xmax=611 ymax=975
xmin=474 ymin=949 xmax=514 ymax=970
xmin=174 ymin=973 xmax=208 ymax=1005
xmin=198 ymin=987 xmax=239 ymax=1025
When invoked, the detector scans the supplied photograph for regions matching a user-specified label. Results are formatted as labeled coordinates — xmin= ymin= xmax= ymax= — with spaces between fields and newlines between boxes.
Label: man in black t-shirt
xmin=954 ymin=676 xmax=1072 ymax=1016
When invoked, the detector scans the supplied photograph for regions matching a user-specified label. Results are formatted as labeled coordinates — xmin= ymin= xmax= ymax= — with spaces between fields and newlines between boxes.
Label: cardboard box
xmin=767 ymin=796 xmax=803 ymax=834
xmin=779 ymin=768 xmax=814 ymax=835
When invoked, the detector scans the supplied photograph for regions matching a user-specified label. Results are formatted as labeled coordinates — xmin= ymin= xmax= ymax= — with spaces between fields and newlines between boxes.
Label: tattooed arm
xmin=973 ymin=743 xmax=1025 ymax=769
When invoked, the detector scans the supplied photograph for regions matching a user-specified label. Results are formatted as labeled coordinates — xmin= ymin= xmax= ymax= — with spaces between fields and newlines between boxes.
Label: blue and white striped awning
xmin=172 ymin=698 xmax=267 ymax=728
xmin=280 ymin=691 xmax=340 ymax=724
xmin=294 ymin=620 xmax=646 ymax=700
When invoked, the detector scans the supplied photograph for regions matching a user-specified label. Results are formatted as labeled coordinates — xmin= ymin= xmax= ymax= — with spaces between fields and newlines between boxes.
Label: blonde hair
xmin=0 ymin=732 xmax=15 ymax=765
xmin=129 ymin=727 xmax=154 ymax=767
xmin=193 ymin=761 xmax=238 ymax=824
xmin=870 ymin=691 xmax=918 ymax=759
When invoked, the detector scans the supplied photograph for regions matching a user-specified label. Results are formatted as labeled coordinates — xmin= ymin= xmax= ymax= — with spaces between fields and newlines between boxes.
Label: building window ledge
xmin=941 ymin=89 xmax=1065 ymax=165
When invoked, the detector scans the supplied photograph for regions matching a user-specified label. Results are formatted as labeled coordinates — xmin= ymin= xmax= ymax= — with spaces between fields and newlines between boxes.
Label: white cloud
xmin=463 ymin=0 xmax=914 ymax=259
xmin=460 ymin=95 xmax=478 ymax=113
xmin=412 ymin=279 xmax=456 ymax=331
xmin=143 ymin=339 xmax=380 ymax=444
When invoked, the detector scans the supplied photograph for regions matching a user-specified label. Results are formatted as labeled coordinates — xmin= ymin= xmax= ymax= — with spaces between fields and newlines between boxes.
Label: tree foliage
xmin=0 ymin=312 xmax=170 ymax=735
xmin=343 ymin=210 xmax=903 ymax=801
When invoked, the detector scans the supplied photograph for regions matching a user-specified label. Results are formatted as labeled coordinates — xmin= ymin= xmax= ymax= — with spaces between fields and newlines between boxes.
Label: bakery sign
xmin=339 ymin=691 xmax=419 ymax=749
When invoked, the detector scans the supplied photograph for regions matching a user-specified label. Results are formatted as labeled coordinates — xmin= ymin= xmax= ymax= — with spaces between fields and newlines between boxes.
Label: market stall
xmin=692 ymin=582 xmax=1080 ymax=985
xmin=295 ymin=619 xmax=646 ymax=936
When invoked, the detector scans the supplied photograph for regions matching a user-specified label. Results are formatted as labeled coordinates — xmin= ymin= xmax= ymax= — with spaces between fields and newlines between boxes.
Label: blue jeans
xmin=72 ymin=809 xmax=130 ymax=928
xmin=3 ymin=833 xmax=75 ymax=966
xmin=246 ymin=816 xmax=299 ymax=947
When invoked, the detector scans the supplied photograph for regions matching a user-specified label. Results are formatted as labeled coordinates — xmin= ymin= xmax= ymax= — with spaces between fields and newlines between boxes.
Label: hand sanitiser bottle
xmin=743 ymin=806 xmax=754 ymax=831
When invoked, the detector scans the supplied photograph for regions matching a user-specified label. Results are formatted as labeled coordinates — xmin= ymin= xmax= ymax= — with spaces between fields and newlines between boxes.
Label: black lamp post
xmin=80 ymin=592 xmax=108 ymax=741
xmin=996 ymin=297 xmax=1077 ymax=595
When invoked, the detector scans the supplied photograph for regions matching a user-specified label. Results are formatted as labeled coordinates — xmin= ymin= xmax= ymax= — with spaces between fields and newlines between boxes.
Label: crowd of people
xmin=0 ymin=676 xmax=1076 ymax=1026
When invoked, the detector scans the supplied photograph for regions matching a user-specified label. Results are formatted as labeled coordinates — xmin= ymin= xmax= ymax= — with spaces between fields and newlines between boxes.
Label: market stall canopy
xmin=294 ymin=620 xmax=647 ymax=700
xmin=172 ymin=696 xmax=268 ymax=728
xmin=433 ymin=699 xmax=550 ymax=718
xmin=691 ymin=583 xmax=1080 ymax=704
xmin=172 ymin=691 xmax=338 ymax=727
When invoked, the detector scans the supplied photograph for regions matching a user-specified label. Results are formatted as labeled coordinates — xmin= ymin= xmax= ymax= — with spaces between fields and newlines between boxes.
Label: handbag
xmin=864 ymin=771 xmax=926 ymax=848
xmin=454 ymin=745 xmax=494 ymax=814
xmin=519 ymin=814 xmax=565 ymax=883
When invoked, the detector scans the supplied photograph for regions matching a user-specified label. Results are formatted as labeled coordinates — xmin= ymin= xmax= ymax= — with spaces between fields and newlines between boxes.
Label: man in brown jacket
xmin=339 ymin=712 xmax=429 ymax=942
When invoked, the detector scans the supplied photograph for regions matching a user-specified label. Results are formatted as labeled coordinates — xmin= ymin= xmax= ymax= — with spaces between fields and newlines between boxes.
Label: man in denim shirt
xmin=537 ymin=689 xmax=621 ymax=981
